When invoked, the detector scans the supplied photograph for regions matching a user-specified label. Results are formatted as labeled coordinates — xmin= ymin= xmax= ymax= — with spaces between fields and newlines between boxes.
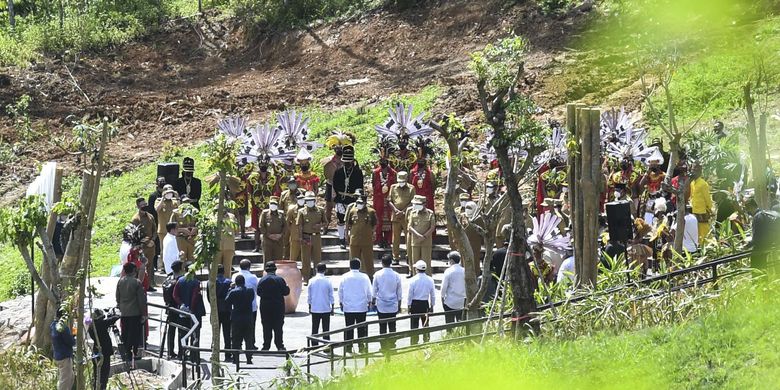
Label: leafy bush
xmin=0 ymin=347 xmax=58 ymax=389
xmin=536 ymin=0 xmax=573 ymax=15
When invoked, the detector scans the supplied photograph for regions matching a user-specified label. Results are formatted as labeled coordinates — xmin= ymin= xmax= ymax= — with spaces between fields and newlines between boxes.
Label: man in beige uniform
xmin=279 ymin=176 xmax=300 ymax=258
xmin=389 ymin=171 xmax=415 ymax=262
xmin=346 ymin=197 xmax=377 ymax=277
xmin=169 ymin=195 xmax=198 ymax=262
xmin=216 ymin=209 xmax=237 ymax=274
xmin=406 ymin=195 xmax=435 ymax=275
xmin=131 ymin=197 xmax=157 ymax=287
xmin=154 ymin=185 xmax=179 ymax=268
xmin=298 ymin=191 xmax=327 ymax=282
xmin=287 ymin=193 xmax=305 ymax=263
xmin=259 ymin=196 xmax=285 ymax=264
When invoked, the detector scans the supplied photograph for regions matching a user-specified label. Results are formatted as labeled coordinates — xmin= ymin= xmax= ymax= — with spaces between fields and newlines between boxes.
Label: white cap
xmin=414 ymin=260 xmax=427 ymax=271
xmin=296 ymin=148 xmax=313 ymax=162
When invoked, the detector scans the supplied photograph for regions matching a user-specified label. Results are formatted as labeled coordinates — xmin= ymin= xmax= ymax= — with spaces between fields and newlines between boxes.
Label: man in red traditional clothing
xmin=410 ymin=157 xmax=434 ymax=211
xmin=372 ymin=156 xmax=397 ymax=248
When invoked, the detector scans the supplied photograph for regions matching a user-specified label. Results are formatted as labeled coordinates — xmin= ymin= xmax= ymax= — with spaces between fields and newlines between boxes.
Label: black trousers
xmin=249 ymin=311 xmax=257 ymax=351
xmin=166 ymin=310 xmax=185 ymax=357
xmin=260 ymin=307 xmax=285 ymax=350
xmin=310 ymin=312 xmax=331 ymax=346
xmin=344 ymin=312 xmax=368 ymax=352
xmin=188 ymin=316 xmax=203 ymax=364
xmin=218 ymin=311 xmax=232 ymax=359
xmin=231 ymin=320 xmax=253 ymax=362
xmin=377 ymin=311 xmax=398 ymax=349
xmin=409 ymin=300 xmax=430 ymax=345
xmin=120 ymin=316 xmax=143 ymax=360
xmin=92 ymin=353 xmax=111 ymax=390
xmin=443 ymin=304 xmax=463 ymax=324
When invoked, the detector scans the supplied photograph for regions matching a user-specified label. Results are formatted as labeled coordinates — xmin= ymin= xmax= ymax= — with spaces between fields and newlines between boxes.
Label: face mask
xmin=356 ymin=204 xmax=365 ymax=210
xmin=413 ymin=204 xmax=424 ymax=211
xmin=270 ymin=204 xmax=278 ymax=211
xmin=460 ymin=201 xmax=467 ymax=208
xmin=335 ymin=148 xmax=343 ymax=156
xmin=297 ymin=199 xmax=305 ymax=206
xmin=418 ymin=162 xmax=426 ymax=168
xmin=165 ymin=194 xmax=173 ymax=200
xmin=621 ymin=163 xmax=630 ymax=170
xmin=614 ymin=191 xmax=622 ymax=199
xmin=306 ymin=201 xmax=316 ymax=208
xmin=398 ymin=181 xmax=407 ymax=187
xmin=487 ymin=187 xmax=495 ymax=195
xmin=289 ymin=183 xmax=298 ymax=190
xmin=183 ymin=172 xmax=193 ymax=178
xmin=344 ymin=162 xmax=354 ymax=169
xmin=380 ymin=160 xmax=388 ymax=168
xmin=465 ymin=209 xmax=475 ymax=218
xmin=300 ymin=165 xmax=310 ymax=172
xmin=259 ymin=165 xmax=268 ymax=172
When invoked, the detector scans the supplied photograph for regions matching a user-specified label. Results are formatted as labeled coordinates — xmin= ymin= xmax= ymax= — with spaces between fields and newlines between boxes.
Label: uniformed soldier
xmin=298 ymin=191 xmax=328 ymax=282
xmin=259 ymin=197 xmax=286 ymax=264
xmin=406 ymin=195 xmax=435 ymax=275
xmin=131 ymin=197 xmax=157 ymax=287
xmin=169 ymin=195 xmax=198 ymax=262
xmin=345 ymin=197 xmax=377 ymax=277
xmin=279 ymin=177 xmax=300 ymax=258
xmin=287 ymin=193 xmax=305 ymax=263
xmin=154 ymin=185 xmax=179 ymax=267
xmin=460 ymin=201 xmax=484 ymax=277
xmin=456 ymin=193 xmax=471 ymax=214
xmin=216 ymin=208 xmax=238 ymax=274
xmin=389 ymin=171 xmax=416 ymax=263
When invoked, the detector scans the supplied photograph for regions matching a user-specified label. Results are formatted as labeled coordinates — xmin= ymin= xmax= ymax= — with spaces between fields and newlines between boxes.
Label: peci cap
xmin=414 ymin=260 xmax=427 ymax=271
xmin=183 ymin=157 xmax=195 ymax=173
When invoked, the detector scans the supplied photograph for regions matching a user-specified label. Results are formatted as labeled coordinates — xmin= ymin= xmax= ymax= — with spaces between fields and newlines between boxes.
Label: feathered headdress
xmin=414 ymin=137 xmax=436 ymax=160
xmin=240 ymin=122 xmax=286 ymax=162
xmin=276 ymin=110 xmax=321 ymax=156
xmin=527 ymin=212 xmax=572 ymax=255
xmin=535 ymin=120 xmax=569 ymax=165
xmin=605 ymin=122 xmax=658 ymax=164
xmin=375 ymin=103 xmax=433 ymax=140
xmin=122 ymin=223 xmax=145 ymax=246
xmin=325 ymin=130 xmax=356 ymax=149
xmin=600 ymin=107 xmax=638 ymax=139
xmin=372 ymin=135 xmax=397 ymax=160
xmin=217 ymin=116 xmax=248 ymax=141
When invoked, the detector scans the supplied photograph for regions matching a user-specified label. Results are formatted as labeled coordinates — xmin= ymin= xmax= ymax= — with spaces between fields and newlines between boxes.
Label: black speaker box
xmin=606 ymin=200 xmax=633 ymax=243
xmin=157 ymin=163 xmax=180 ymax=186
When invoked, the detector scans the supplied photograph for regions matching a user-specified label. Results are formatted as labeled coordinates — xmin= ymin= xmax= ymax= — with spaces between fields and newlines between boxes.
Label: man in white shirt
xmin=162 ymin=222 xmax=180 ymax=274
xmin=339 ymin=258 xmax=372 ymax=353
xmin=233 ymin=259 xmax=259 ymax=352
xmin=407 ymin=260 xmax=435 ymax=344
xmin=676 ymin=205 xmax=699 ymax=253
xmin=441 ymin=251 xmax=466 ymax=323
xmin=307 ymin=263 xmax=334 ymax=346
xmin=372 ymin=254 xmax=402 ymax=347
xmin=557 ymin=253 xmax=575 ymax=284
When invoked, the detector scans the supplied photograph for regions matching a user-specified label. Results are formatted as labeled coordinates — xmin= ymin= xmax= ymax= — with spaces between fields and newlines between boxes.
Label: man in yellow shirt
xmin=689 ymin=163 xmax=714 ymax=243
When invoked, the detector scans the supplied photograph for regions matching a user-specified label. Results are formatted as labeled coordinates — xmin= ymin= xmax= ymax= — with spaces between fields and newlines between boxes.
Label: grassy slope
xmin=327 ymin=283 xmax=780 ymax=390
xmin=0 ymin=86 xmax=439 ymax=301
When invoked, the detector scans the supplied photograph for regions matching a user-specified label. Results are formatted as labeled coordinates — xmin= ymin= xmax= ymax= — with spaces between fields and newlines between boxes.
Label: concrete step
xmin=231 ymin=243 xmax=470 ymax=264
xmin=234 ymin=228 xmax=452 ymax=250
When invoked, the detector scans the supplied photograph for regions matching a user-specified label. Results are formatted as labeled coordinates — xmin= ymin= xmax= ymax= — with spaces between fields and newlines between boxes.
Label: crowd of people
xmin=84 ymin=105 xmax=780 ymax=382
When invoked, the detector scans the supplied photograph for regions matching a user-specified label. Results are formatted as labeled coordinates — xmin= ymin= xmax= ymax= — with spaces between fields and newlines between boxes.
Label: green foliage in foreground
xmin=0 ymin=346 xmax=57 ymax=389
xmin=0 ymin=87 xmax=439 ymax=301
xmin=327 ymin=280 xmax=780 ymax=390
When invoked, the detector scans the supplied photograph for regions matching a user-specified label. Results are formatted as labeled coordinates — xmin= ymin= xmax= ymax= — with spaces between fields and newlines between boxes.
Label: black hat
xmin=183 ymin=157 xmax=195 ymax=173
xmin=265 ymin=261 xmax=277 ymax=271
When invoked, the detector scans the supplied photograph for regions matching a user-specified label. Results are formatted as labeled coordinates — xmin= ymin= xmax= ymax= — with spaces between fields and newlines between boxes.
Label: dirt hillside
xmin=0 ymin=0 xmax=625 ymax=203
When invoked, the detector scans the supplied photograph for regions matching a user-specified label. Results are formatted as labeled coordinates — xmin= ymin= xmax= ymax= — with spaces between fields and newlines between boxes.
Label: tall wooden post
xmin=569 ymin=105 xmax=601 ymax=287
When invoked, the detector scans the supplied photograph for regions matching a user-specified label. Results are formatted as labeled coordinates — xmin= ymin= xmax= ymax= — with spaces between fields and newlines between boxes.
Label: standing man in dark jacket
xmin=332 ymin=146 xmax=364 ymax=248
xmin=116 ymin=262 xmax=147 ymax=361
xmin=163 ymin=260 xmax=184 ymax=359
xmin=51 ymin=306 xmax=75 ymax=390
xmin=88 ymin=308 xmax=120 ymax=390
xmin=256 ymin=261 xmax=290 ymax=350
xmin=225 ymin=274 xmax=256 ymax=364
xmin=207 ymin=264 xmax=233 ymax=361
xmin=173 ymin=262 xmax=206 ymax=363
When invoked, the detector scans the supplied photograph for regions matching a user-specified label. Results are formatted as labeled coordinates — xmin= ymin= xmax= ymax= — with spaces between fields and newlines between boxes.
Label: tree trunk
xmin=210 ymin=170 xmax=227 ymax=385
xmin=666 ymin=137 xmax=687 ymax=254
xmin=494 ymin=143 xmax=536 ymax=320
xmin=8 ymin=0 xmax=15 ymax=28
xmin=744 ymin=84 xmax=769 ymax=210
xmin=76 ymin=123 xmax=109 ymax=390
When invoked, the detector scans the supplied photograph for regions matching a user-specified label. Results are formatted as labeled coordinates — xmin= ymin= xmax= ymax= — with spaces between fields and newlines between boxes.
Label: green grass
xmin=0 ymin=87 xmax=439 ymax=301
xmin=326 ymin=282 xmax=780 ymax=389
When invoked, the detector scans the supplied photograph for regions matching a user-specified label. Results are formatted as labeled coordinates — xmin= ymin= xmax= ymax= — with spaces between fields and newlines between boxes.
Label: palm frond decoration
xmin=240 ymin=122 xmax=285 ymax=162
xmin=122 ymin=223 xmax=145 ymax=246
xmin=276 ymin=110 xmax=311 ymax=151
xmin=528 ymin=212 xmax=571 ymax=255
xmin=217 ymin=116 xmax=248 ymax=140
xmin=374 ymin=103 xmax=433 ymax=139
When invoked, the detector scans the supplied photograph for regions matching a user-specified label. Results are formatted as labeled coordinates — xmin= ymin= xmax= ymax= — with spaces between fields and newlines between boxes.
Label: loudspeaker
xmin=157 ymin=163 xmax=180 ymax=186
xmin=606 ymin=200 xmax=633 ymax=243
